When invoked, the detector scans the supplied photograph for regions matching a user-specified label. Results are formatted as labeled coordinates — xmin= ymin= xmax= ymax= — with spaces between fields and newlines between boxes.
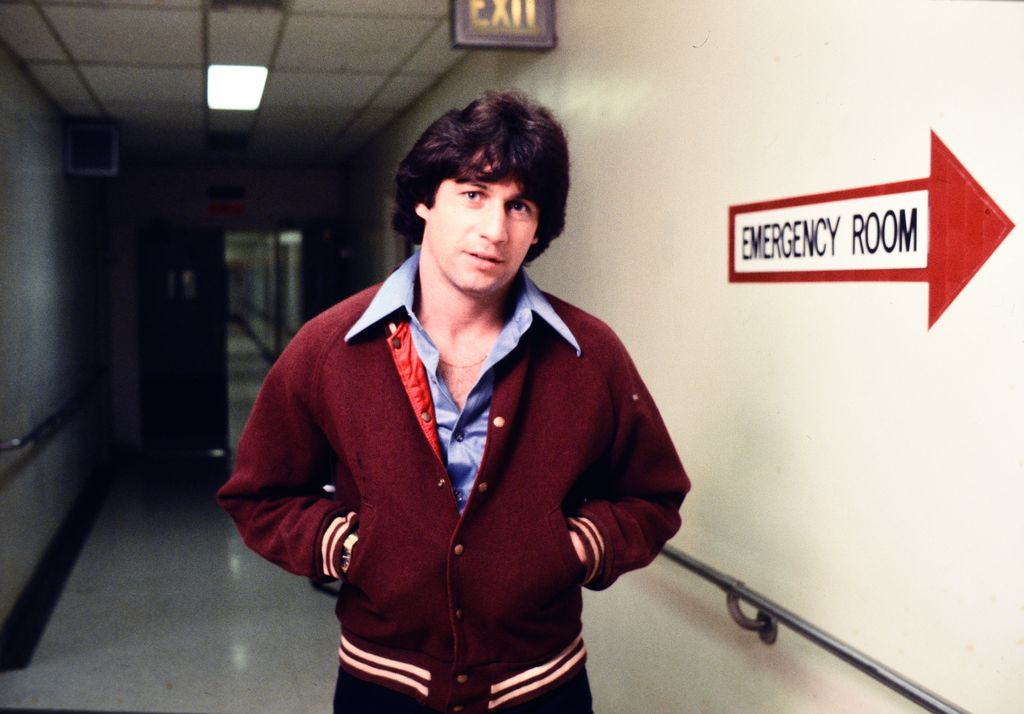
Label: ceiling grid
xmin=0 ymin=0 xmax=467 ymax=165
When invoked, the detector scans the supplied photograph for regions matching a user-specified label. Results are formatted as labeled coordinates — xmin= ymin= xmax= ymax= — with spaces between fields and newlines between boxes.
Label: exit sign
xmin=452 ymin=0 xmax=556 ymax=49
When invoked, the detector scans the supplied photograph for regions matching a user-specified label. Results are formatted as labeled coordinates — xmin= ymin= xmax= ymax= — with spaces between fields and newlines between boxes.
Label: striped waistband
xmin=488 ymin=635 xmax=586 ymax=709
xmin=337 ymin=633 xmax=587 ymax=711
xmin=339 ymin=633 xmax=432 ymax=700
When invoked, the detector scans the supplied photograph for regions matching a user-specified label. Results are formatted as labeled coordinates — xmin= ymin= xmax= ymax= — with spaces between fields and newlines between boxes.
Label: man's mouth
xmin=467 ymin=251 xmax=501 ymax=264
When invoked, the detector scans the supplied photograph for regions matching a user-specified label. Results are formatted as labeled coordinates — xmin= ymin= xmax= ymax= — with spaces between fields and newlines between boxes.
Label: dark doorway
xmin=138 ymin=227 xmax=228 ymax=453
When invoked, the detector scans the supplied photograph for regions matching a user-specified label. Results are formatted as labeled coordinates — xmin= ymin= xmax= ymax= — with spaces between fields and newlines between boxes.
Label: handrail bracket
xmin=727 ymin=589 xmax=778 ymax=645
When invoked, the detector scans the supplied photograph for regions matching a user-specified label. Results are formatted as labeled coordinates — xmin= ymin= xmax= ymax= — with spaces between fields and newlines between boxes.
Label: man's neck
xmin=414 ymin=257 xmax=516 ymax=347
xmin=414 ymin=266 xmax=515 ymax=411
xmin=415 ymin=277 xmax=508 ymax=348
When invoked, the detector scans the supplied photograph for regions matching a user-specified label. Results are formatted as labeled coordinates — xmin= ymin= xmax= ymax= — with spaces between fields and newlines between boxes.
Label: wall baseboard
xmin=0 ymin=466 xmax=113 ymax=670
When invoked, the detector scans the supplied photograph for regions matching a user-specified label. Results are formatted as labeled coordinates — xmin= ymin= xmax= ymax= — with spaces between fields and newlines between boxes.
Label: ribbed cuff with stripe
xmin=566 ymin=516 xmax=604 ymax=587
xmin=319 ymin=511 xmax=358 ymax=581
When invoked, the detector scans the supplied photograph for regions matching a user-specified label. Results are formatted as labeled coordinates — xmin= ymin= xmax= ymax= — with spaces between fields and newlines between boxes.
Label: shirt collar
xmin=344 ymin=252 xmax=419 ymax=341
xmin=344 ymin=251 xmax=581 ymax=357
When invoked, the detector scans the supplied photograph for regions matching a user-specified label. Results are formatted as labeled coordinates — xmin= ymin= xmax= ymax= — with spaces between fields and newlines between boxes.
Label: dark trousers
xmin=333 ymin=665 xmax=594 ymax=714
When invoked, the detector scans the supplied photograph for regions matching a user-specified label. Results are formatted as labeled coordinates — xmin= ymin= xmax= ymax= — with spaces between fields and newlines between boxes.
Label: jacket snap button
xmin=455 ymin=608 xmax=464 ymax=620
xmin=492 ymin=416 xmax=505 ymax=428
xmin=452 ymin=707 xmax=464 ymax=713
xmin=456 ymin=674 xmax=469 ymax=684
xmin=421 ymin=411 xmax=432 ymax=423
xmin=477 ymin=482 xmax=488 ymax=494
xmin=453 ymin=544 xmax=464 ymax=556
xmin=391 ymin=337 xmax=401 ymax=349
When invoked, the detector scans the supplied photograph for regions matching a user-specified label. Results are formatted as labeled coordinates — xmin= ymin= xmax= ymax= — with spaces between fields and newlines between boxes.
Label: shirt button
xmin=455 ymin=432 xmax=464 ymax=442
xmin=477 ymin=482 xmax=488 ymax=494
xmin=492 ymin=416 xmax=506 ymax=428
xmin=456 ymin=674 xmax=469 ymax=684
xmin=453 ymin=544 xmax=464 ymax=556
xmin=420 ymin=411 xmax=432 ymax=423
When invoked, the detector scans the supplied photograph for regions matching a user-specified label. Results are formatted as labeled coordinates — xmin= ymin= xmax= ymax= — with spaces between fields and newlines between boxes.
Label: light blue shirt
xmin=346 ymin=252 xmax=580 ymax=512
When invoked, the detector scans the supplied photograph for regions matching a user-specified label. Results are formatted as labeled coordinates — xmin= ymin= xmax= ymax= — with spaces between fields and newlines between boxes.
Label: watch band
xmin=339 ymin=531 xmax=359 ymax=574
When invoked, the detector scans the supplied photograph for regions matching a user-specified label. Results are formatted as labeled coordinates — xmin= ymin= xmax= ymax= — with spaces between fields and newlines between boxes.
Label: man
xmin=217 ymin=91 xmax=690 ymax=714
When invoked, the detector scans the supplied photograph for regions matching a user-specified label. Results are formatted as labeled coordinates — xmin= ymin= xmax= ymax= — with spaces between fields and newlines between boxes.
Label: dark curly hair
xmin=393 ymin=90 xmax=570 ymax=263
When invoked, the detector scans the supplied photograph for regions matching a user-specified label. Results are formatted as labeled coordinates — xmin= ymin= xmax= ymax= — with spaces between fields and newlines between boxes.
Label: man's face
xmin=415 ymin=178 xmax=539 ymax=303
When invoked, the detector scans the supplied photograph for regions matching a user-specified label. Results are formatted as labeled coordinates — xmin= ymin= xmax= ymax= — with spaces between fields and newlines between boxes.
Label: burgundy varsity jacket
xmin=217 ymin=283 xmax=690 ymax=713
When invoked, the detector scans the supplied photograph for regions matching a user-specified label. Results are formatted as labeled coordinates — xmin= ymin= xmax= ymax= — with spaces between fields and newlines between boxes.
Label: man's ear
xmin=531 ymin=235 xmax=539 ymax=245
xmin=415 ymin=203 xmax=430 ymax=221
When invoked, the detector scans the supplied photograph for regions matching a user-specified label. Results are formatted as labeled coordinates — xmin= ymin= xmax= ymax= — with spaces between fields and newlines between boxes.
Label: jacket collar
xmin=344 ymin=252 xmax=581 ymax=357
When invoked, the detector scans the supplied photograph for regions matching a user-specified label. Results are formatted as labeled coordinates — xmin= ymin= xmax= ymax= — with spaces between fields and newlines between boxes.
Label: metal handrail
xmin=660 ymin=545 xmax=970 ymax=714
xmin=0 ymin=369 xmax=106 ymax=451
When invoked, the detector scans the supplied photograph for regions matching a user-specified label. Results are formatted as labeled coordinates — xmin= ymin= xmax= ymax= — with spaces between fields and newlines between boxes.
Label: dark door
xmin=139 ymin=227 xmax=227 ymax=453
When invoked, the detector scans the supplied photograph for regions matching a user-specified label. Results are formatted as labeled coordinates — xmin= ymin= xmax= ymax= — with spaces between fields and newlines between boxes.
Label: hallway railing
xmin=660 ymin=545 xmax=969 ymax=714
xmin=0 ymin=369 xmax=106 ymax=451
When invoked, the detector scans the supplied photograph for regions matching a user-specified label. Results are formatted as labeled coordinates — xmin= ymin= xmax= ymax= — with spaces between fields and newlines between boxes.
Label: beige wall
xmin=346 ymin=2 xmax=1024 ymax=712
xmin=0 ymin=45 xmax=108 ymax=628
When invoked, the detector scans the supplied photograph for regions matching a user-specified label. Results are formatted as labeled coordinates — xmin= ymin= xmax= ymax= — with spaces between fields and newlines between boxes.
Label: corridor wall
xmin=105 ymin=164 xmax=345 ymax=448
xmin=343 ymin=1 xmax=1024 ymax=712
xmin=0 ymin=45 xmax=108 ymax=646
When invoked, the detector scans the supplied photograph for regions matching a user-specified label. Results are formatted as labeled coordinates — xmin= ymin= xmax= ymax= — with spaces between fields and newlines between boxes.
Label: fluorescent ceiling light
xmin=207 ymin=65 xmax=268 ymax=110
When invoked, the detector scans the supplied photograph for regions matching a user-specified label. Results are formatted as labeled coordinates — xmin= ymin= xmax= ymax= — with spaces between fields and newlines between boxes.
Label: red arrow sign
xmin=729 ymin=132 xmax=1014 ymax=328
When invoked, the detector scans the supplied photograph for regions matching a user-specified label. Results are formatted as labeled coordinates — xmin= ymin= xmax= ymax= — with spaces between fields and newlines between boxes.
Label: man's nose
xmin=477 ymin=202 xmax=507 ymax=242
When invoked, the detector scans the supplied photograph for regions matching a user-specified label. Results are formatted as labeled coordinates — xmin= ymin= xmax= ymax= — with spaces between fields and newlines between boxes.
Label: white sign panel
xmin=733 ymin=190 xmax=930 ymax=274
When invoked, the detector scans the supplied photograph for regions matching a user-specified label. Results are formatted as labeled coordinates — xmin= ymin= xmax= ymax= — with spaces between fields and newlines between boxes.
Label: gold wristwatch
xmin=339 ymin=532 xmax=359 ymax=574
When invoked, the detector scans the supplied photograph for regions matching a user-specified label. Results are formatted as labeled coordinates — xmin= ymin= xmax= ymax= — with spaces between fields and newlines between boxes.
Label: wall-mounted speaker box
xmin=64 ymin=122 xmax=119 ymax=177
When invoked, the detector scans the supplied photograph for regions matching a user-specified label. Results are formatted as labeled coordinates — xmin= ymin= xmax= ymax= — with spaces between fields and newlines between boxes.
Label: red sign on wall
xmin=729 ymin=133 xmax=1014 ymax=328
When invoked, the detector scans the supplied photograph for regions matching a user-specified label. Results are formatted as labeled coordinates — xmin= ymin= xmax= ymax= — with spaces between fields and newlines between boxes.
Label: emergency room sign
xmin=729 ymin=132 xmax=1014 ymax=328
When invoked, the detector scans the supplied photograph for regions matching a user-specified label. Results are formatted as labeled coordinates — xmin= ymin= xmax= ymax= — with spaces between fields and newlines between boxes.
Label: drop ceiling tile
xmin=276 ymin=15 xmax=436 ymax=73
xmin=208 ymin=8 xmax=281 ymax=65
xmin=291 ymin=0 xmax=446 ymax=17
xmin=209 ymin=109 xmax=257 ymax=133
xmin=343 ymin=108 xmax=396 ymax=140
xmin=370 ymin=73 xmax=436 ymax=112
xmin=332 ymin=132 xmax=372 ymax=160
xmin=249 ymin=149 xmax=338 ymax=167
xmin=250 ymin=124 xmax=335 ymax=151
xmin=118 ymin=125 xmax=205 ymax=163
xmin=261 ymin=70 xmax=386 ymax=109
xmin=106 ymin=101 xmax=204 ymax=130
xmin=26 ymin=62 xmax=95 ymax=109
xmin=329 ymin=108 xmax=395 ymax=159
xmin=258 ymin=103 xmax=356 ymax=132
xmin=402 ymin=17 xmax=465 ymax=75
xmin=248 ymin=128 xmax=340 ymax=165
xmin=42 ymin=5 xmax=201 ymax=65
xmin=82 ymin=65 xmax=202 ymax=104
xmin=0 ymin=4 xmax=65 ymax=61
xmin=55 ymin=101 xmax=105 ymax=119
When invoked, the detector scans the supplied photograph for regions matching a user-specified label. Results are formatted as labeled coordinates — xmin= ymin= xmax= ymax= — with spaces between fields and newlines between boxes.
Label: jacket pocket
xmin=545 ymin=508 xmax=588 ymax=587
xmin=338 ymin=501 xmax=447 ymax=627
xmin=484 ymin=508 xmax=587 ymax=641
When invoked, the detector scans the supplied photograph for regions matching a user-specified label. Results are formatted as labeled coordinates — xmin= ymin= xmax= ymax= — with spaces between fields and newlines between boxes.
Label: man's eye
xmin=464 ymin=191 xmax=480 ymax=200
xmin=510 ymin=201 xmax=530 ymax=213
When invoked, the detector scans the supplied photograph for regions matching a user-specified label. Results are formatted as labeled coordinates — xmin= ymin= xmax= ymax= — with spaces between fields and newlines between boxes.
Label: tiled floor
xmin=0 ymin=325 xmax=340 ymax=713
